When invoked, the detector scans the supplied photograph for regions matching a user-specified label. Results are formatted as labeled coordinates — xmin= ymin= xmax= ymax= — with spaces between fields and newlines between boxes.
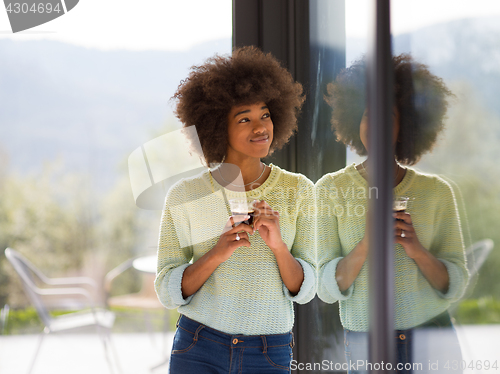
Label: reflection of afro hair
xmin=325 ymin=54 xmax=453 ymax=165
xmin=173 ymin=46 xmax=305 ymax=165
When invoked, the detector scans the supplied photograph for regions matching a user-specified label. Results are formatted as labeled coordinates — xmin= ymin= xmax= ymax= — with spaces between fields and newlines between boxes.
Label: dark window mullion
xmin=367 ymin=0 xmax=395 ymax=372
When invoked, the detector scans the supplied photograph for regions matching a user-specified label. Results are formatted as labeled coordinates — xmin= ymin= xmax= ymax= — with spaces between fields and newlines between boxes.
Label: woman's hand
xmin=252 ymin=200 xmax=304 ymax=295
xmin=393 ymin=212 xmax=426 ymax=259
xmin=212 ymin=216 xmax=253 ymax=263
xmin=181 ymin=215 xmax=253 ymax=299
xmin=252 ymin=200 xmax=285 ymax=252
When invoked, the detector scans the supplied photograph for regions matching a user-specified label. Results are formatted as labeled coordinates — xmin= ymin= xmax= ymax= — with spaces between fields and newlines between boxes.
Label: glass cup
xmin=228 ymin=198 xmax=256 ymax=225
xmin=393 ymin=196 xmax=409 ymax=215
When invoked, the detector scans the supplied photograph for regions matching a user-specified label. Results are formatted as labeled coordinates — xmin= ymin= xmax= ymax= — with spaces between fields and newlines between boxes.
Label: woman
xmin=155 ymin=46 xmax=316 ymax=373
xmin=317 ymin=54 xmax=468 ymax=373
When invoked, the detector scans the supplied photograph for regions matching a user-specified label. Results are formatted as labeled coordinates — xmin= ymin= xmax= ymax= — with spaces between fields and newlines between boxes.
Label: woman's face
xmin=226 ymin=102 xmax=274 ymax=162
xmin=359 ymin=106 xmax=400 ymax=153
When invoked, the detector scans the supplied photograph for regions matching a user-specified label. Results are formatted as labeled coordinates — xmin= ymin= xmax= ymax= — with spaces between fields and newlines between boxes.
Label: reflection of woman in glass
xmin=317 ymin=54 xmax=468 ymax=373
xmin=155 ymin=47 xmax=316 ymax=373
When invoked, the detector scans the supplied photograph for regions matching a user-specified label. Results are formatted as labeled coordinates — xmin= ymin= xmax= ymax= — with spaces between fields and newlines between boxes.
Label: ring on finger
xmin=401 ymin=230 xmax=405 ymax=238
xmin=235 ymin=233 xmax=240 ymax=241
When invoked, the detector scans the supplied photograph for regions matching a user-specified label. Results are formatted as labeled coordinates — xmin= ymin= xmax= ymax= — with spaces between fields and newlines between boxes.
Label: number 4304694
xmin=444 ymin=360 xmax=498 ymax=371
xmin=6 ymin=3 xmax=62 ymax=14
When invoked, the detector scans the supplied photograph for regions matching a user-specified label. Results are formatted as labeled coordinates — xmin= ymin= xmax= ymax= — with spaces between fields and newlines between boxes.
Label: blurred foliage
xmin=455 ymin=297 xmax=500 ymax=325
xmin=0 ymin=158 xmax=157 ymax=309
xmin=6 ymin=299 xmax=500 ymax=335
xmin=2 ymin=307 xmax=41 ymax=334
xmin=2 ymin=306 xmax=179 ymax=335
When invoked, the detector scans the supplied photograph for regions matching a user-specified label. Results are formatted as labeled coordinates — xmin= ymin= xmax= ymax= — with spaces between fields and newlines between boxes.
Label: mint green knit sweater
xmin=155 ymin=164 xmax=316 ymax=335
xmin=316 ymin=164 xmax=468 ymax=331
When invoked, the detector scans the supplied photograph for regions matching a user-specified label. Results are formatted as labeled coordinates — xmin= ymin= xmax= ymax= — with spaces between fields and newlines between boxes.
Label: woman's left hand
xmin=394 ymin=212 xmax=426 ymax=260
xmin=252 ymin=200 xmax=286 ymax=252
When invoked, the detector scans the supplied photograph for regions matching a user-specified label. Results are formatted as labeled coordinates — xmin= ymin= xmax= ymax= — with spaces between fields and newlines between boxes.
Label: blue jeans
xmin=169 ymin=315 xmax=293 ymax=374
xmin=344 ymin=329 xmax=414 ymax=374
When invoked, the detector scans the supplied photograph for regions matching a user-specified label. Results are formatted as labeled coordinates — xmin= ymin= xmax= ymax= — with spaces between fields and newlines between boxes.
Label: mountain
xmin=347 ymin=16 xmax=500 ymax=116
xmin=0 ymin=38 xmax=231 ymax=189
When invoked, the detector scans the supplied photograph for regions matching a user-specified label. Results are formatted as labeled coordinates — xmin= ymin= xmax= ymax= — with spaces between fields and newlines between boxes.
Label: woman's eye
xmin=262 ymin=112 xmax=271 ymax=119
xmin=238 ymin=117 xmax=249 ymax=123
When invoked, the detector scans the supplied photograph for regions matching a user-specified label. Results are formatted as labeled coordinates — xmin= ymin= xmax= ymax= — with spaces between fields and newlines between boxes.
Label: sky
xmin=347 ymin=0 xmax=500 ymax=38
xmin=1 ymin=0 xmax=500 ymax=51
xmin=0 ymin=0 xmax=233 ymax=51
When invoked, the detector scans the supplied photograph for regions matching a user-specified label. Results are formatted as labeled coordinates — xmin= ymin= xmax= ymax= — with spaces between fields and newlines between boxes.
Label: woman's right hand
xmin=181 ymin=215 xmax=254 ymax=298
xmin=212 ymin=216 xmax=253 ymax=263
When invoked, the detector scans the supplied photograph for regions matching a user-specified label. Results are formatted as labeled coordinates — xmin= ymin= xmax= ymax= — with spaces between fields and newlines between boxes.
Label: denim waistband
xmin=177 ymin=315 xmax=294 ymax=349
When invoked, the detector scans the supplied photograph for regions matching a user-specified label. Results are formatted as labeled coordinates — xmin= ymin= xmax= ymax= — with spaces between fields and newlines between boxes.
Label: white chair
xmin=465 ymin=238 xmax=494 ymax=278
xmin=448 ymin=238 xmax=494 ymax=310
xmin=104 ymin=256 xmax=163 ymax=310
xmin=0 ymin=304 xmax=9 ymax=334
xmin=5 ymin=247 xmax=121 ymax=374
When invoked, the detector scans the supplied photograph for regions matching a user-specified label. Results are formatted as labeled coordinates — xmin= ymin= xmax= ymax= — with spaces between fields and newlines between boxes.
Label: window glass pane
xmin=341 ymin=0 xmax=500 ymax=371
xmin=391 ymin=1 xmax=500 ymax=371
xmin=302 ymin=0 xmax=348 ymax=370
xmin=0 ymin=1 xmax=231 ymax=372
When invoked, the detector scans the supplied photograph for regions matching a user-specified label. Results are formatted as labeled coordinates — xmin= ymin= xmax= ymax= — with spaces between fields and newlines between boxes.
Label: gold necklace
xmin=217 ymin=162 xmax=266 ymax=187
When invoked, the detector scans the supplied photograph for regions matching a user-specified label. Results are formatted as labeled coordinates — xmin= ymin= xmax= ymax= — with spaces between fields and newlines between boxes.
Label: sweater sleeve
xmin=155 ymin=183 xmax=194 ymax=309
xmin=283 ymin=176 xmax=317 ymax=304
xmin=316 ymin=175 xmax=353 ymax=303
xmin=430 ymin=178 xmax=469 ymax=301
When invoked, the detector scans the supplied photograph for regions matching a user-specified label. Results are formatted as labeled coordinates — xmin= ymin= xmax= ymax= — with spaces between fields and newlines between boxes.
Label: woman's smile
xmin=226 ymin=101 xmax=274 ymax=162
xmin=250 ymin=134 xmax=270 ymax=143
